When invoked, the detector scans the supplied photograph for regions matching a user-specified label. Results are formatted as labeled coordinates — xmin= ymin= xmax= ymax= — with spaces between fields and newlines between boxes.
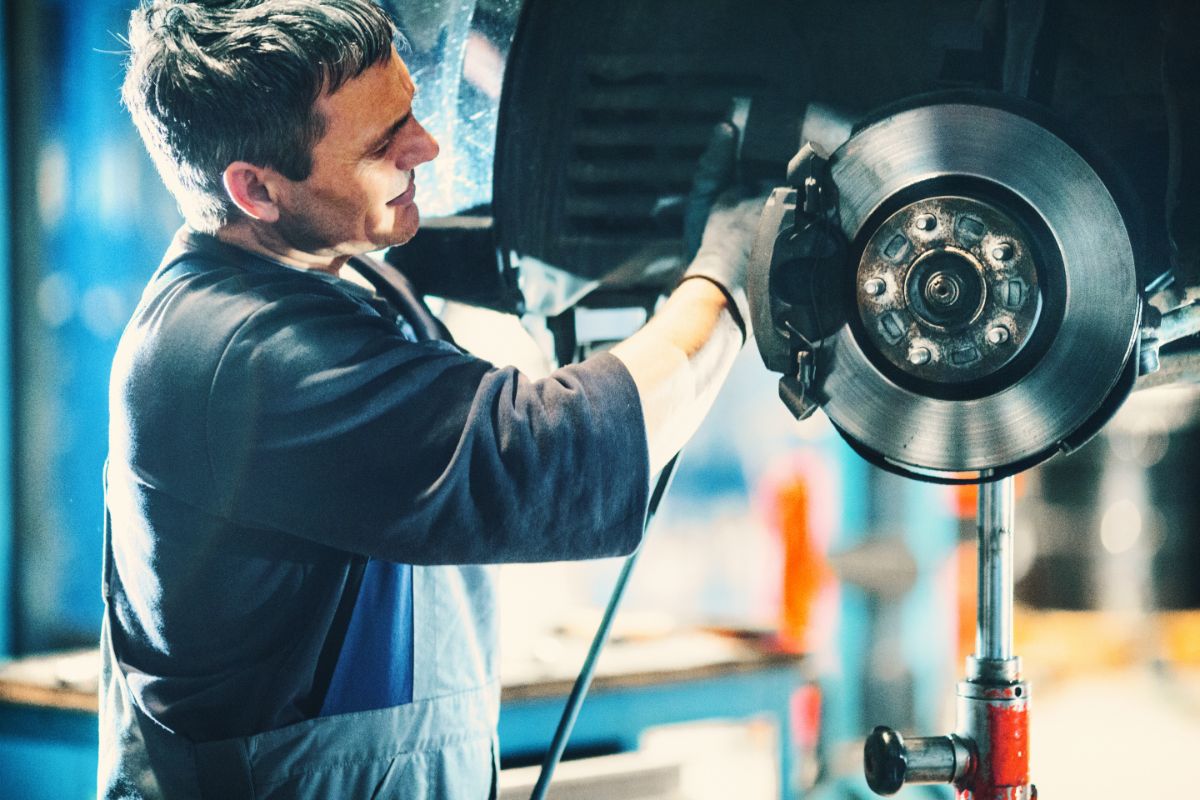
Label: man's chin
xmin=381 ymin=206 xmax=420 ymax=248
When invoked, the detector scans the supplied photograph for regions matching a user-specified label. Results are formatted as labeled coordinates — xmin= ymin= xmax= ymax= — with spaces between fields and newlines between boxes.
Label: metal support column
xmin=976 ymin=478 xmax=1015 ymax=662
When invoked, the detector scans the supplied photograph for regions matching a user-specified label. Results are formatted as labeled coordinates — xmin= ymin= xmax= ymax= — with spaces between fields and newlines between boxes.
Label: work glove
xmin=680 ymin=121 xmax=765 ymax=342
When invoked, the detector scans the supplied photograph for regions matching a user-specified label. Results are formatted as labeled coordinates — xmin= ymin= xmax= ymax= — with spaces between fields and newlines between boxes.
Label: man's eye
xmin=372 ymin=140 xmax=391 ymax=158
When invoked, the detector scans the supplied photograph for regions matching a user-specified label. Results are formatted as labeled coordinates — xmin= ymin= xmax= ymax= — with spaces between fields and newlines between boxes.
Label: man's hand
xmin=682 ymin=121 xmax=740 ymax=261
xmin=680 ymin=122 xmax=765 ymax=341
xmin=609 ymin=123 xmax=767 ymax=475
xmin=681 ymin=193 xmax=764 ymax=341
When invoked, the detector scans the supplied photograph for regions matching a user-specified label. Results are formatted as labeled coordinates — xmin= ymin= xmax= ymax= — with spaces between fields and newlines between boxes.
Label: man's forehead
xmin=315 ymin=49 xmax=415 ymax=136
xmin=389 ymin=48 xmax=416 ymax=93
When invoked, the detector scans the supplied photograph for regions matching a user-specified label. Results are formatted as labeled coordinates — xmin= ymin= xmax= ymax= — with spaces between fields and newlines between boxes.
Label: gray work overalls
xmin=100 ymin=563 xmax=500 ymax=798
xmin=99 ymin=259 xmax=500 ymax=799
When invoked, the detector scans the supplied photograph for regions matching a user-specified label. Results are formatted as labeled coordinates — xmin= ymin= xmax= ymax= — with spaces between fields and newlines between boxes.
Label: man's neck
xmin=214 ymin=222 xmax=349 ymax=276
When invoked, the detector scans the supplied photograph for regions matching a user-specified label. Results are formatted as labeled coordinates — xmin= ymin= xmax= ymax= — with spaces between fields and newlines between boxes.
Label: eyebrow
xmin=365 ymin=109 xmax=413 ymax=155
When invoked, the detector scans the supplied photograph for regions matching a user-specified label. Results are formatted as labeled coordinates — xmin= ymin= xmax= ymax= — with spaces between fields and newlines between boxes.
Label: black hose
xmin=529 ymin=454 xmax=681 ymax=800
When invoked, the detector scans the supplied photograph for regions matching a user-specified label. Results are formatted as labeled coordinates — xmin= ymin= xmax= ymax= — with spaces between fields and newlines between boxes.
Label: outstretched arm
xmin=611 ymin=130 xmax=765 ymax=475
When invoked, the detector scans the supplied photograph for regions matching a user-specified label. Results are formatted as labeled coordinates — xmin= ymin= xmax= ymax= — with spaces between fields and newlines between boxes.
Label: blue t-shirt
xmin=104 ymin=229 xmax=650 ymax=741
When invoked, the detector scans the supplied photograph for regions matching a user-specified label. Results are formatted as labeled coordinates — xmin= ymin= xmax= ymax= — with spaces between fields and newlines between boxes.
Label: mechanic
xmin=101 ymin=1 xmax=762 ymax=798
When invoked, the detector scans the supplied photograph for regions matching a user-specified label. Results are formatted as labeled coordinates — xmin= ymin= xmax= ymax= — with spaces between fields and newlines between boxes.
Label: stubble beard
xmin=274 ymin=197 xmax=419 ymax=258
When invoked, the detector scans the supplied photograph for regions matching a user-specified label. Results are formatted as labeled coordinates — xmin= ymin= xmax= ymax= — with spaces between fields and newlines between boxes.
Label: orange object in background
xmin=955 ymin=539 xmax=978 ymax=663
xmin=952 ymin=474 xmax=1028 ymax=519
xmin=771 ymin=474 xmax=834 ymax=653
xmin=952 ymin=483 xmax=979 ymax=520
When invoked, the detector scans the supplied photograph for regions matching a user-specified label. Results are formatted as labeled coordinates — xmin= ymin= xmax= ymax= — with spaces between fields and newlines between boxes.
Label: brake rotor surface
xmin=817 ymin=102 xmax=1140 ymax=480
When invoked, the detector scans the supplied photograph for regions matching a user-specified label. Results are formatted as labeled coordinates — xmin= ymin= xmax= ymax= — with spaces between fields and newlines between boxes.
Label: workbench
xmin=0 ymin=631 xmax=811 ymax=799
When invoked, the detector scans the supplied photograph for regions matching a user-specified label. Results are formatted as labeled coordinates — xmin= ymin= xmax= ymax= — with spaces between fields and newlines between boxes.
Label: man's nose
xmin=401 ymin=120 xmax=439 ymax=167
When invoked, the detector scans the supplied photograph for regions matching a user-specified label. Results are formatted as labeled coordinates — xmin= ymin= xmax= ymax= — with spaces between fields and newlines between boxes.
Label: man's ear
xmin=222 ymin=161 xmax=283 ymax=222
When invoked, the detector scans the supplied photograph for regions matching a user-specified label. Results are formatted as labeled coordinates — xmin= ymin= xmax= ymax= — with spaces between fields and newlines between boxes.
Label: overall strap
xmin=302 ymin=555 xmax=368 ymax=717
xmin=350 ymin=255 xmax=454 ymax=343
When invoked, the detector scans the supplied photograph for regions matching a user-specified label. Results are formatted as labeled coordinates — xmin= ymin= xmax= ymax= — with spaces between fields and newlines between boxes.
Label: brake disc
xmin=754 ymin=100 xmax=1142 ymax=482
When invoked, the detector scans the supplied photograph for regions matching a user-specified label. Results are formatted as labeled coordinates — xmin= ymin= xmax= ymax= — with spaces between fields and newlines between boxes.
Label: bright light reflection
xmin=1100 ymin=499 xmax=1141 ymax=554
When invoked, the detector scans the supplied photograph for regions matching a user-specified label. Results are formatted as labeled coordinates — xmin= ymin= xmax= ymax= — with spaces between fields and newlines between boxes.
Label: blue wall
xmin=0 ymin=0 xmax=14 ymax=657
xmin=14 ymin=0 xmax=180 ymax=652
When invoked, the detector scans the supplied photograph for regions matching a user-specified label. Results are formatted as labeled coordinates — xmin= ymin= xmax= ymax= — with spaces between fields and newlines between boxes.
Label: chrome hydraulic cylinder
xmin=977 ymin=478 xmax=1014 ymax=662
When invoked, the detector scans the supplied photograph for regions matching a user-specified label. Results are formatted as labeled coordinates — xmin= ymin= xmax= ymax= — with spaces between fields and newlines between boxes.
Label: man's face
xmin=271 ymin=48 xmax=439 ymax=257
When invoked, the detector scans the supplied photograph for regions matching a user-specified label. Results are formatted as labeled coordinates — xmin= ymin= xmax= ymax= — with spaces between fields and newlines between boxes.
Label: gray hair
xmin=122 ymin=0 xmax=398 ymax=232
